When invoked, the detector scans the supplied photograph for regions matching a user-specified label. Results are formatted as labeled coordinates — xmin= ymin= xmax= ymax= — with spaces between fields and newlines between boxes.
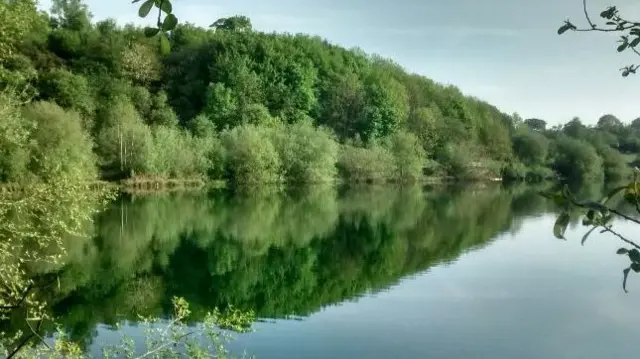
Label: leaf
xmin=159 ymin=33 xmax=170 ymax=55
xmin=162 ymin=13 xmax=178 ymax=31
xmin=599 ymin=185 xmax=626 ymax=205
xmin=631 ymin=37 xmax=640 ymax=48
xmin=132 ymin=0 xmax=142 ymax=3
xmin=632 ymin=263 xmax=640 ymax=273
xmin=581 ymin=226 xmax=597 ymax=246
xmin=557 ymin=22 xmax=574 ymax=35
xmin=617 ymin=248 xmax=629 ymax=255
xmin=144 ymin=27 xmax=160 ymax=37
xmin=617 ymin=42 xmax=628 ymax=52
xmin=155 ymin=0 xmax=172 ymax=14
xmin=628 ymin=249 xmax=640 ymax=263
xmin=138 ymin=0 xmax=155 ymax=18
xmin=553 ymin=212 xmax=570 ymax=240
xmin=623 ymin=267 xmax=630 ymax=293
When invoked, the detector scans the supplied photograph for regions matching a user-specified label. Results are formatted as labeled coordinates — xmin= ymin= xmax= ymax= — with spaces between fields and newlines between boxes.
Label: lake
xmin=12 ymin=184 xmax=640 ymax=358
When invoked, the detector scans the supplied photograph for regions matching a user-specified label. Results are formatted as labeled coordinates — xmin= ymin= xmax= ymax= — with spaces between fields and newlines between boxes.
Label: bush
xmin=221 ymin=124 xmax=282 ymax=184
xmin=22 ymin=101 xmax=98 ymax=182
xmin=501 ymin=161 xmax=527 ymax=182
xmin=512 ymin=129 xmax=549 ymax=166
xmin=271 ymin=119 xmax=339 ymax=183
xmin=437 ymin=143 xmax=474 ymax=180
xmin=95 ymin=97 xmax=154 ymax=179
xmin=147 ymin=126 xmax=210 ymax=178
xmin=596 ymin=145 xmax=631 ymax=181
xmin=388 ymin=130 xmax=426 ymax=182
xmin=551 ymin=136 xmax=603 ymax=183
xmin=0 ymin=92 xmax=33 ymax=182
xmin=337 ymin=141 xmax=394 ymax=183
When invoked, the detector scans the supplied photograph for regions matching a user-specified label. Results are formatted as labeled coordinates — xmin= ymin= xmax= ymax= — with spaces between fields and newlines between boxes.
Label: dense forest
xmin=1 ymin=0 xmax=639 ymax=185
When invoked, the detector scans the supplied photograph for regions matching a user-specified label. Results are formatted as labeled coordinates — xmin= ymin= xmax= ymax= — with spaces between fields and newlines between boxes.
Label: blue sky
xmin=39 ymin=0 xmax=640 ymax=125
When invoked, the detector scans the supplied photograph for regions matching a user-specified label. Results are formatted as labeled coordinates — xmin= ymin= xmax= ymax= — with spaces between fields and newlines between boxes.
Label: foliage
xmin=21 ymin=101 xmax=98 ymax=182
xmin=337 ymin=141 xmax=395 ymax=183
xmin=551 ymin=136 xmax=603 ymax=183
xmin=95 ymin=97 xmax=154 ymax=178
xmin=388 ymin=130 xmax=427 ymax=181
xmin=271 ymin=119 xmax=339 ymax=183
xmin=557 ymin=1 xmax=640 ymax=76
xmin=512 ymin=128 xmax=549 ymax=166
xmin=221 ymin=124 xmax=282 ymax=184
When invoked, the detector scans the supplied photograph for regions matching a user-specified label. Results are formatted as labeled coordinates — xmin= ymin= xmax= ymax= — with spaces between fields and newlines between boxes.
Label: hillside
xmin=1 ymin=1 xmax=638 ymax=185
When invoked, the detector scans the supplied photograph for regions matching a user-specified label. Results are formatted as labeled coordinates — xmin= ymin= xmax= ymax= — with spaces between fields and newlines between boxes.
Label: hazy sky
xmin=39 ymin=0 xmax=640 ymax=125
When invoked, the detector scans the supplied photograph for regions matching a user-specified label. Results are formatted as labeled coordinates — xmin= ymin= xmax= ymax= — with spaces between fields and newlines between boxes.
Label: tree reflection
xmin=5 ymin=184 xmax=553 ymax=349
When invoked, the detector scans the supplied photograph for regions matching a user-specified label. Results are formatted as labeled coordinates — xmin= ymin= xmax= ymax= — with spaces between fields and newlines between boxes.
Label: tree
xmin=22 ymin=101 xmax=98 ymax=181
xmin=210 ymin=16 xmax=252 ymax=32
xmin=512 ymin=129 xmax=549 ymax=166
xmin=562 ymin=117 xmax=588 ymax=139
xmin=524 ymin=118 xmax=547 ymax=131
xmin=597 ymin=114 xmax=623 ymax=133
xmin=551 ymin=136 xmax=603 ymax=183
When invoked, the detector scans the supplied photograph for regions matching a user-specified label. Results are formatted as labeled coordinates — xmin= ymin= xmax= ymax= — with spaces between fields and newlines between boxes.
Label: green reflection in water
xmin=9 ymin=184 xmax=565 ymax=348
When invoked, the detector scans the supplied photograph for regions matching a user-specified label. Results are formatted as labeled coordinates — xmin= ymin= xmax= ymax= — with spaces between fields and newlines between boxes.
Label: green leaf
xmin=632 ymin=263 xmax=640 ymax=273
xmin=155 ymin=0 xmax=172 ymax=14
xmin=138 ymin=0 xmax=154 ymax=18
xmin=599 ymin=185 xmax=626 ymax=205
xmin=557 ymin=22 xmax=574 ymax=35
xmin=623 ymin=267 xmax=630 ymax=293
xmin=162 ymin=13 xmax=178 ymax=31
xmin=553 ymin=212 xmax=570 ymax=240
xmin=629 ymin=249 xmax=640 ymax=263
xmin=144 ymin=27 xmax=160 ymax=37
xmin=617 ymin=42 xmax=628 ymax=52
xmin=132 ymin=0 xmax=142 ymax=3
xmin=581 ymin=226 xmax=597 ymax=246
xmin=617 ymin=248 xmax=629 ymax=255
xmin=631 ymin=37 xmax=640 ymax=48
xmin=159 ymin=33 xmax=170 ymax=55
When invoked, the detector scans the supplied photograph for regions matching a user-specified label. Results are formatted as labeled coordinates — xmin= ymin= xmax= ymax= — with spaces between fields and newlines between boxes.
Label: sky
xmin=38 ymin=0 xmax=640 ymax=125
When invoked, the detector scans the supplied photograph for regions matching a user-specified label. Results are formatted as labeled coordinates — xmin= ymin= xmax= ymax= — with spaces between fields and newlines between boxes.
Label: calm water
xmin=15 ymin=184 xmax=640 ymax=358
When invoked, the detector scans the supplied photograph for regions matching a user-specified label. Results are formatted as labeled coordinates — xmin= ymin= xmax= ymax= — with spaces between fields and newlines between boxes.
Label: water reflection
xmin=8 ymin=183 xmax=614 ymax=354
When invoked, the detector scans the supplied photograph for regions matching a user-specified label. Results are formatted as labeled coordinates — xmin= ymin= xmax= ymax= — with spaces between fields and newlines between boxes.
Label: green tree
xmin=524 ymin=118 xmax=547 ymax=131
xmin=551 ymin=136 xmax=603 ymax=183
xmin=22 ymin=101 xmax=97 ymax=181
xmin=389 ymin=130 xmax=426 ymax=181
xmin=221 ymin=124 xmax=282 ymax=184
xmin=210 ymin=16 xmax=253 ymax=32
xmin=512 ymin=128 xmax=549 ymax=166
xmin=95 ymin=97 xmax=154 ymax=178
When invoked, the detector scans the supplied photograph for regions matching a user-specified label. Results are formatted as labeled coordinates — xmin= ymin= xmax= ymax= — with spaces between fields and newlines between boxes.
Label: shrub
xmin=221 ymin=124 xmax=282 ymax=184
xmin=95 ymin=97 xmax=154 ymax=178
xmin=337 ymin=141 xmax=394 ymax=183
xmin=552 ymin=136 xmax=603 ymax=183
xmin=388 ymin=130 xmax=426 ymax=182
xmin=0 ymin=91 xmax=33 ymax=182
xmin=271 ymin=120 xmax=339 ymax=183
xmin=596 ymin=145 xmax=631 ymax=181
xmin=147 ymin=126 xmax=210 ymax=178
xmin=22 ymin=101 xmax=98 ymax=181
xmin=512 ymin=128 xmax=549 ymax=166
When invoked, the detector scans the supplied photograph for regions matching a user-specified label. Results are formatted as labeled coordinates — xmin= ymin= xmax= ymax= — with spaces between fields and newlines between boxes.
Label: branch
xmin=601 ymin=225 xmax=640 ymax=250
xmin=134 ymin=331 xmax=195 ymax=359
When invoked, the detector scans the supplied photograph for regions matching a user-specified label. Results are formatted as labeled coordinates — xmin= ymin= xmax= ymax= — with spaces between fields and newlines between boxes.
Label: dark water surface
xmin=18 ymin=185 xmax=640 ymax=358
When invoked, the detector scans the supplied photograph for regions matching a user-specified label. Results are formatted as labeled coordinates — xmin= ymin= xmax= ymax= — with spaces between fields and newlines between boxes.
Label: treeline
xmin=1 ymin=0 xmax=638 ymax=185
xmin=505 ymin=116 xmax=640 ymax=183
